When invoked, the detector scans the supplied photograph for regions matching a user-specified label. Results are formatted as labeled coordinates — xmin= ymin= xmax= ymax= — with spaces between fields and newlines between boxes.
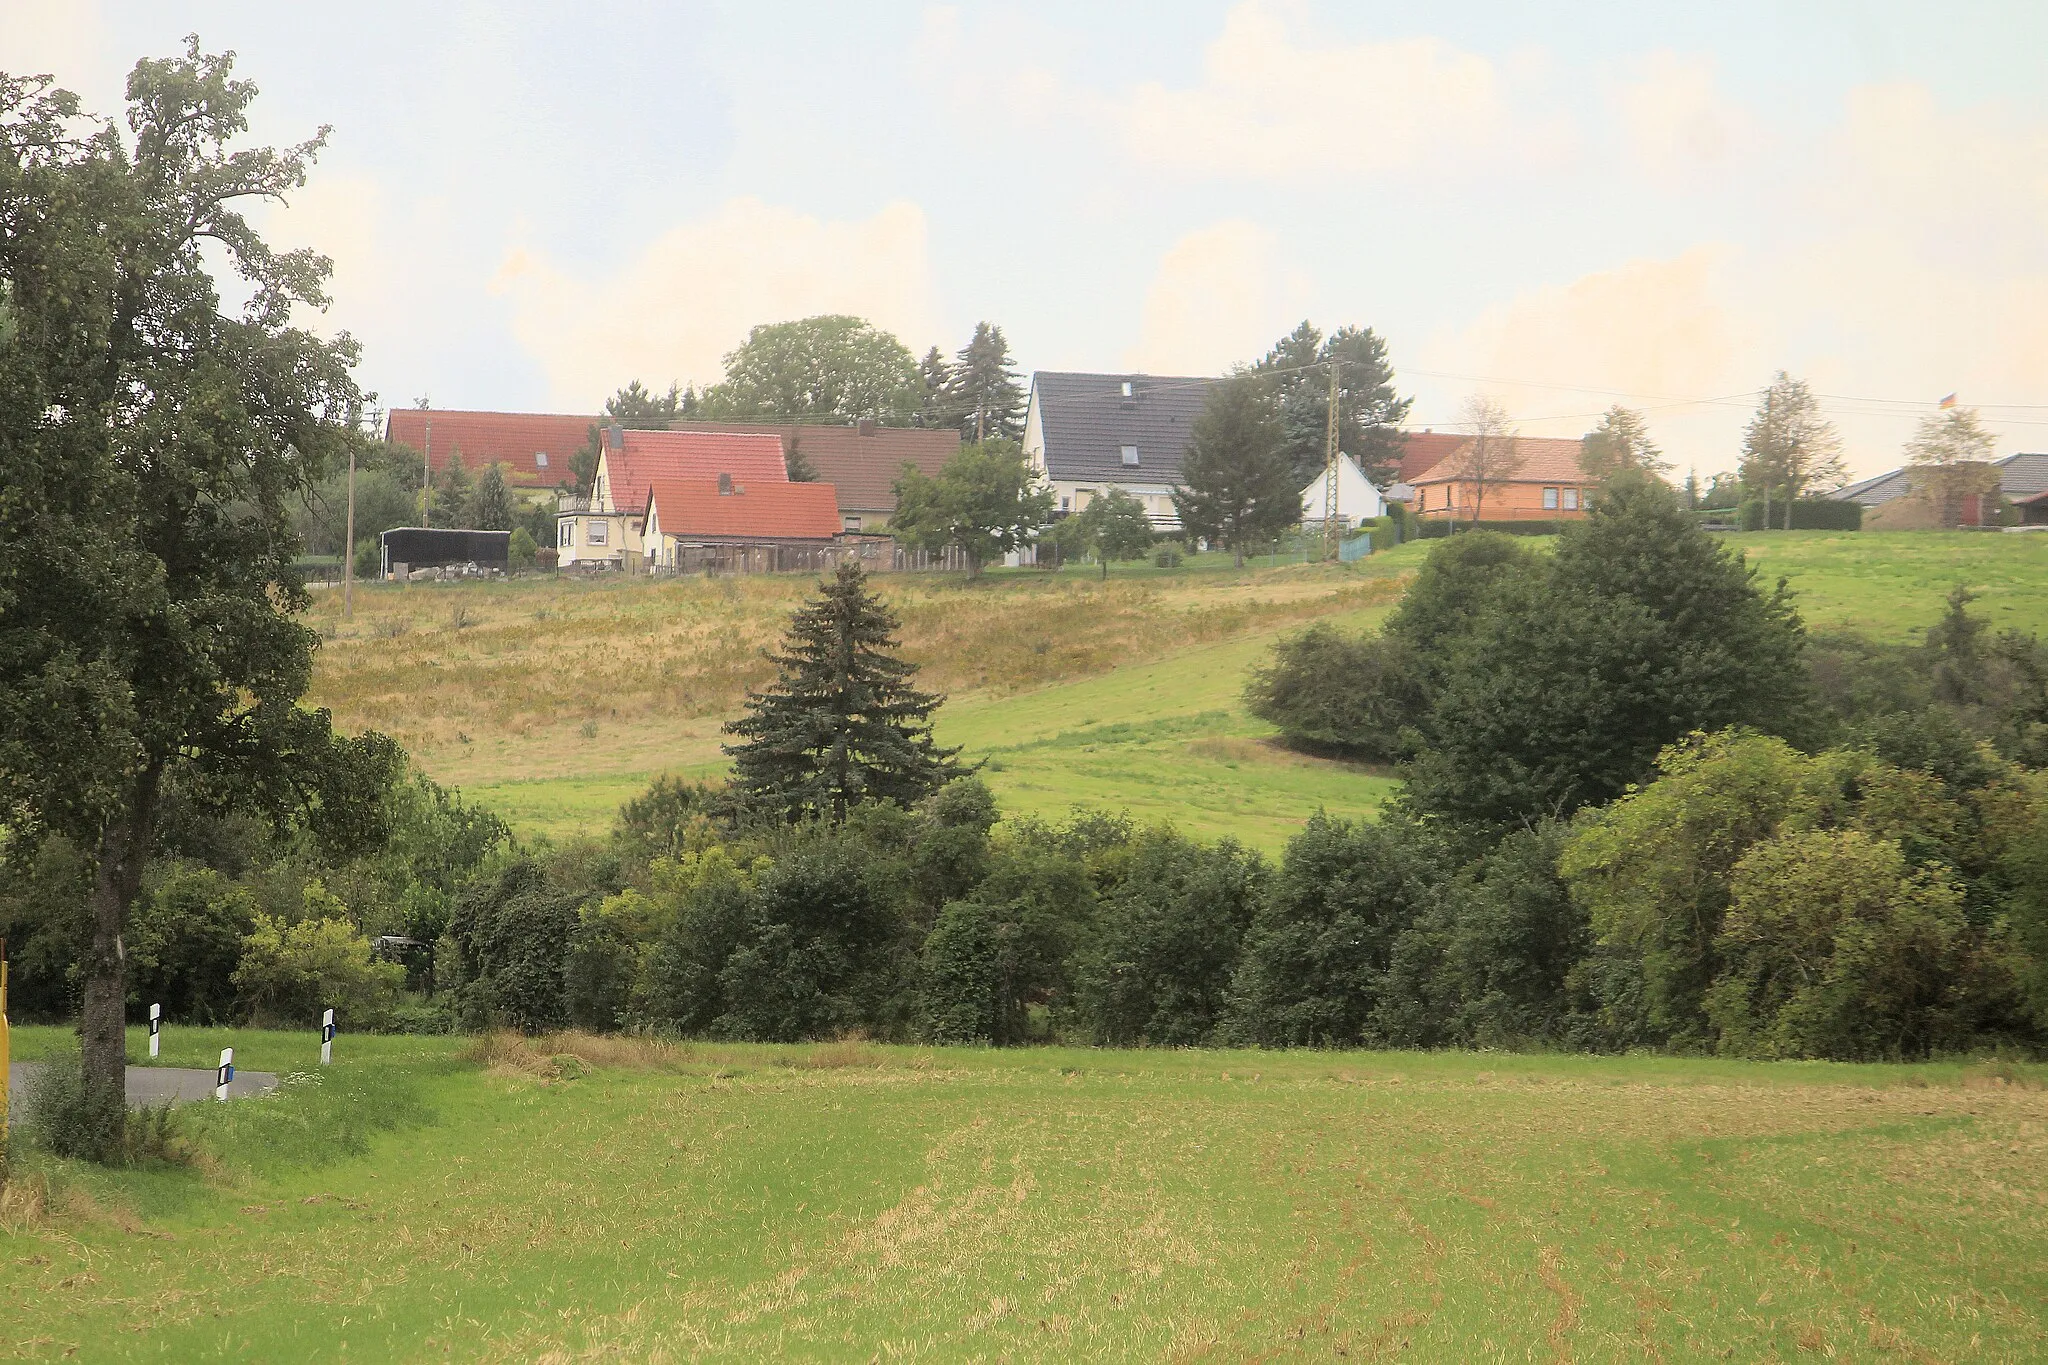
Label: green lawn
xmin=5 ymin=1026 xmax=2045 ymax=1361
xmin=425 ymin=532 xmax=2048 ymax=852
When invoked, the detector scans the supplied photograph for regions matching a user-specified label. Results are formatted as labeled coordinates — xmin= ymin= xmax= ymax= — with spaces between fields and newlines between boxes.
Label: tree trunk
xmin=1100 ymin=556 xmax=1107 ymax=581
xmin=80 ymin=768 xmax=158 ymax=1155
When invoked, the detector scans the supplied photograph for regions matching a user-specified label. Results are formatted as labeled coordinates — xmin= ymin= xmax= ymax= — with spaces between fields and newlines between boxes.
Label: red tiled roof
xmin=667 ymin=420 xmax=958 ymax=512
xmin=1395 ymin=432 xmax=1473 ymax=484
xmin=1410 ymin=435 xmax=1591 ymax=486
xmin=644 ymin=478 xmax=843 ymax=541
xmin=384 ymin=410 xmax=597 ymax=488
xmin=603 ymin=430 xmax=790 ymax=514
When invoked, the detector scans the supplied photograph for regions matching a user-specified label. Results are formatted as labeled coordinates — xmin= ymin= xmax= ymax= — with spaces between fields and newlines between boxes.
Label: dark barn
xmin=378 ymin=527 xmax=511 ymax=576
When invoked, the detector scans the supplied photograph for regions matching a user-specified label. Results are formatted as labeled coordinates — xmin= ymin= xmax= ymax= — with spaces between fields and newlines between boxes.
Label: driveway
xmin=6 ymin=1063 xmax=279 ymax=1123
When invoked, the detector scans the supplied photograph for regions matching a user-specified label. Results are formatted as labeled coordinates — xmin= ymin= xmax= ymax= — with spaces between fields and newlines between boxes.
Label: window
xmin=1562 ymin=488 xmax=1580 ymax=511
xmin=1542 ymin=487 xmax=1559 ymax=510
xmin=1060 ymin=495 xmax=1071 ymax=512
xmin=1417 ymin=488 xmax=1426 ymax=511
xmin=559 ymin=521 xmax=573 ymax=548
xmin=593 ymin=476 xmax=605 ymax=509
xmin=843 ymin=515 xmax=862 ymax=533
xmin=589 ymin=520 xmax=608 ymax=546
xmin=1120 ymin=380 xmax=1134 ymax=398
xmin=535 ymin=451 xmax=549 ymax=468
xmin=1120 ymin=444 xmax=1140 ymax=467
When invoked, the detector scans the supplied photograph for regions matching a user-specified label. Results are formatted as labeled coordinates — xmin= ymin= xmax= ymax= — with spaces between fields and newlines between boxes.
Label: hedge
xmin=1415 ymin=518 xmax=1567 ymax=539
xmin=1738 ymin=499 xmax=1863 ymax=531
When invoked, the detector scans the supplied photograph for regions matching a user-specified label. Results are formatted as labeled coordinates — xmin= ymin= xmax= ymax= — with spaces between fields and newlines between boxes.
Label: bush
xmin=1414 ymin=518 xmax=1564 ymax=538
xmin=508 ymin=526 xmax=538 ymax=571
xmin=127 ymin=862 xmax=256 ymax=1024
xmin=232 ymin=906 xmax=404 ymax=1030
xmin=1740 ymin=499 xmax=1862 ymax=531
xmin=536 ymin=546 xmax=559 ymax=571
xmin=1070 ymin=831 xmax=1265 ymax=1046
xmin=353 ymin=537 xmax=381 ymax=581
xmin=1152 ymin=546 xmax=1184 ymax=569
xmin=445 ymin=857 xmax=586 ymax=1033
xmin=918 ymin=844 xmax=1094 ymax=1044
xmin=19 ymin=1052 xmax=182 ymax=1166
xmin=1225 ymin=814 xmax=1438 ymax=1047
xmin=639 ymin=850 xmax=759 ymax=1034
xmin=1244 ymin=624 xmax=1423 ymax=760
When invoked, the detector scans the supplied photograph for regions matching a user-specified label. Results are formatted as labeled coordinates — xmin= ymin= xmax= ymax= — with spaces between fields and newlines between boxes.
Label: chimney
xmin=607 ymin=423 xmax=624 ymax=450
xmin=856 ymin=417 xmax=877 ymax=437
xmin=718 ymin=472 xmax=732 ymax=495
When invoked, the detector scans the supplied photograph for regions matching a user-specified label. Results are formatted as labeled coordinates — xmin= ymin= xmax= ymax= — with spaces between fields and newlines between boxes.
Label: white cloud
xmin=491 ymin=197 xmax=943 ymax=408
xmin=1614 ymin=51 xmax=1752 ymax=180
xmin=1122 ymin=2 xmax=1516 ymax=180
xmin=1123 ymin=220 xmax=1311 ymax=374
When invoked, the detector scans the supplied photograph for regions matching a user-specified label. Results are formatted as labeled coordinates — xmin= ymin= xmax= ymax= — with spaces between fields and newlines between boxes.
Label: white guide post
xmin=321 ymin=1008 xmax=335 ymax=1066
xmin=215 ymin=1047 xmax=234 ymax=1102
xmin=148 ymin=1002 xmax=162 ymax=1059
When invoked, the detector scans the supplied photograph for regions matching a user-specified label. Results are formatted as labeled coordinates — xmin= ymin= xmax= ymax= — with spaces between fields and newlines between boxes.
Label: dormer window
xmin=1121 ymin=381 xmax=1134 ymax=398
xmin=1120 ymin=445 xmax=1140 ymax=467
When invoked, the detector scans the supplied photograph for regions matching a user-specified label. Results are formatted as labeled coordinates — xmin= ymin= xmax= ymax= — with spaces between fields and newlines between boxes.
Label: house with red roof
xmin=1406 ymin=435 xmax=1599 ymax=521
xmin=557 ymin=426 xmax=791 ymax=567
xmin=642 ymin=478 xmax=843 ymax=569
xmin=666 ymin=418 xmax=958 ymax=532
xmin=384 ymin=409 xmax=598 ymax=489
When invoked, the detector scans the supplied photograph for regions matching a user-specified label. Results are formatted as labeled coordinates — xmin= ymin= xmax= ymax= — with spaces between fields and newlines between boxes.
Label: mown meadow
xmin=5 ymin=1025 xmax=2046 ymax=1362
xmin=300 ymin=531 xmax=2048 ymax=850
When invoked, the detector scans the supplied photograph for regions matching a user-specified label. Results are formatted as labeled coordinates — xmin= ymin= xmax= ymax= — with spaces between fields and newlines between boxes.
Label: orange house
xmin=1408 ymin=436 xmax=1597 ymax=522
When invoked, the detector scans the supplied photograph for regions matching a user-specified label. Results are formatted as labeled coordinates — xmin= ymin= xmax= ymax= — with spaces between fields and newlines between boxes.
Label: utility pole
xmin=1322 ymin=360 xmax=1342 ymax=561
xmin=417 ymin=395 xmax=433 ymax=528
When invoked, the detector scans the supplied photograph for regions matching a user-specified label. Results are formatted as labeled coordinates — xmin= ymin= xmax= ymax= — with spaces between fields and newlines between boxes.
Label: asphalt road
xmin=5 ymin=1063 xmax=279 ymax=1123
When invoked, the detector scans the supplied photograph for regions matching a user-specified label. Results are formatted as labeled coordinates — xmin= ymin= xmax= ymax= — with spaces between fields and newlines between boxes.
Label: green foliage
xmin=1172 ymin=374 xmax=1299 ymax=566
xmin=943 ymin=321 xmax=1026 ymax=442
xmin=1406 ymin=474 xmax=1814 ymax=828
xmin=639 ymin=849 xmax=763 ymax=1034
xmin=18 ymin=1048 xmax=140 ymax=1164
xmin=1054 ymin=488 xmax=1157 ymax=578
xmin=1739 ymin=499 xmax=1863 ymax=531
xmin=353 ymin=537 xmax=381 ymax=581
xmin=889 ymin=439 xmax=1054 ymax=575
xmin=1740 ymin=372 xmax=1845 ymax=527
xmin=1707 ymin=830 xmax=1969 ymax=1059
xmin=507 ymin=526 xmax=537 ymax=572
xmin=1224 ymin=814 xmax=1437 ymax=1047
xmin=231 ymin=902 xmax=403 ymax=1030
xmin=0 ymin=832 xmax=92 ymax=1020
xmin=1243 ymin=623 xmax=1423 ymax=760
xmin=1070 ymin=831 xmax=1265 ymax=1046
xmin=0 ymin=43 xmax=375 ymax=1147
xmin=1250 ymin=321 xmax=1411 ymax=488
xmin=469 ymin=463 xmax=515 ymax=532
xmin=725 ymin=562 xmax=966 ymax=822
xmin=1578 ymin=405 xmax=1667 ymax=481
xmin=702 ymin=315 xmax=920 ymax=424
xmin=127 ymin=863 xmax=256 ymax=1024
xmin=445 ymin=855 xmax=614 ymax=1033
xmin=615 ymin=774 xmax=728 ymax=861
xmin=604 ymin=379 xmax=695 ymax=429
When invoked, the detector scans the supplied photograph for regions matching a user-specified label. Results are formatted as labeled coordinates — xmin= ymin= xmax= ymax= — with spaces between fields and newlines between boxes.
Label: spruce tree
xmin=914 ymin=345 xmax=953 ymax=429
xmin=724 ymin=562 xmax=964 ymax=821
xmin=1172 ymin=374 xmax=1297 ymax=566
xmin=944 ymin=322 xmax=1026 ymax=442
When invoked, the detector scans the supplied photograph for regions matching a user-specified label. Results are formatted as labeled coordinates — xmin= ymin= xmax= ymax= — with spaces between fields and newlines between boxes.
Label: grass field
xmin=299 ymin=531 xmax=2048 ymax=849
xmin=5 ymin=1025 xmax=2045 ymax=1361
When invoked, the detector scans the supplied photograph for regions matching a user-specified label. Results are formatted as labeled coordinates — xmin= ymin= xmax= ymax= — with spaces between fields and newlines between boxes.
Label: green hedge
xmin=1415 ymin=518 xmax=1567 ymax=539
xmin=1738 ymin=499 xmax=1863 ymax=531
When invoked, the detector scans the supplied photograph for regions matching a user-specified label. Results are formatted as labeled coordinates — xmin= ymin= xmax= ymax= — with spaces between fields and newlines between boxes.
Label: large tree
xmin=1447 ymin=397 xmax=1522 ymax=524
xmin=702 ymin=315 xmax=921 ymax=425
xmin=1903 ymin=405 xmax=2001 ymax=528
xmin=1252 ymin=321 xmax=1411 ymax=488
xmin=1740 ymin=371 xmax=1844 ymax=529
xmin=1579 ymin=404 xmax=1668 ymax=481
xmin=913 ymin=345 xmax=953 ymax=430
xmin=723 ymin=562 xmax=965 ymax=821
xmin=1173 ymin=374 xmax=1299 ymax=566
xmin=943 ymin=321 xmax=1026 ymax=443
xmin=0 ymin=45 xmax=382 ymax=1150
xmin=1405 ymin=474 xmax=1815 ymax=829
xmin=889 ymin=439 xmax=1054 ymax=577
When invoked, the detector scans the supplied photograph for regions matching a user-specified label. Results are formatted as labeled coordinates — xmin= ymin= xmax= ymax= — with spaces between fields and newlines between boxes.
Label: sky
xmin=7 ymin=0 xmax=2048 ymax=482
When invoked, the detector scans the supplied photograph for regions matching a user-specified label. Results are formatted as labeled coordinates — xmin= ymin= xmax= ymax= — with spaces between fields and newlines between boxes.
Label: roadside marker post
xmin=149 ymin=1002 xmax=162 ymax=1058
xmin=321 ymin=1008 xmax=335 ymax=1066
xmin=216 ymin=1047 xmax=234 ymax=1101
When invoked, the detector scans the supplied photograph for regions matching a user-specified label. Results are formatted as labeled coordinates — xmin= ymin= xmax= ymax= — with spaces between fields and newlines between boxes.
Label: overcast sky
xmin=8 ymin=1 xmax=2048 ymax=480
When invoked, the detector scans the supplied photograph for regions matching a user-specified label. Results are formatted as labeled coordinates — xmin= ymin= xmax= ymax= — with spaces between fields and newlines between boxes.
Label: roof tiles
xmin=667 ymin=420 xmax=958 ymax=512
xmin=644 ymin=478 xmax=843 ymax=541
xmin=602 ymin=430 xmax=790 ymax=514
xmin=384 ymin=410 xmax=597 ymax=487
xmin=1410 ymin=435 xmax=1594 ymax=486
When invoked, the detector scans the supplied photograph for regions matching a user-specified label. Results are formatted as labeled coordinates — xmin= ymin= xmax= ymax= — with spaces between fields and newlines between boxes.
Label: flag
xmin=1939 ymin=393 xmax=1958 ymax=409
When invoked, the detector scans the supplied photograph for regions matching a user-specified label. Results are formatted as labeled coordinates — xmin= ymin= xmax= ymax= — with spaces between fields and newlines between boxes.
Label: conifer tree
xmin=914 ymin=345 xmax=953 ymax=429
xmin=724 ymin=562 xmax=965 ymax=821
xmin=1173 ymin=375 xmax=1298 ymax=566
xmin=944 ymin=322 xmax=1026 ymax=442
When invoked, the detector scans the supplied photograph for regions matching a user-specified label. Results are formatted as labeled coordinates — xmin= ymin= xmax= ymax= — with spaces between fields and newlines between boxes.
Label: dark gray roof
xmin=1837 ymin=467 xmax=1914 ymax=505
xmin=1030 ymin=371 xmax=1222 ymax=484
xmin=1838 ymin=451 xmax=2048 ymax=506
xmin=2000 ymin=452 xmax=2048 ymax=499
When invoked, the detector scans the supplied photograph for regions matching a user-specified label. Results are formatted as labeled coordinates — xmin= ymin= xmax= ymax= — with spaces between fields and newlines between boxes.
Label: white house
xmin=1021 ymin=371 xmax=1222 ymax=530
xmin=1299 ymin=453 xmax=1386 ymax=527
xmin=556 ymin=426 xmax=789 ymax=567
